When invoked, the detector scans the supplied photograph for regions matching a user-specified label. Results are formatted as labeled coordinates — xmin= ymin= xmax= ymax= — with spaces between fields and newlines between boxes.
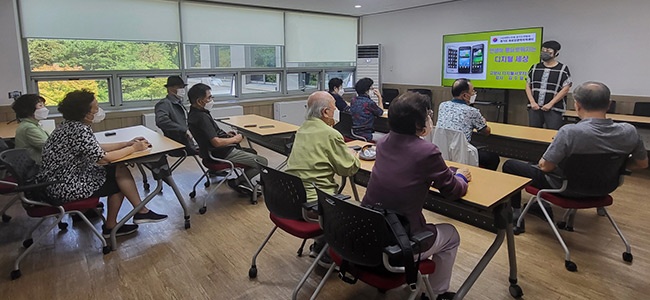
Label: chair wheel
xmin=189 ymin=191 xmax=196 ymax=198
xmin=2 ymin=214 xmax=11 ymax=223
xmin=248 ymin=266 xmax=257 ymax=278
xmin=509 ymin=284 xmax=523 ymax=298
xmin=58 ymin=222 xmax=68 ymax=230
xmin=102 ymin=246 xmax=111 ymax=254
xmin=565 ymin=260 xmax=577 ymax=272
xmin=204 ymin=181 xmax=210 ymax=188
xmin=623 ymin=252 xmax=633 ymax=262
xmin=597 ymin=207 xmax=606 ymax=216
xmin=513 ymin=226 xmax=524 ymax=235
xmin=22 ymin=239 xmax=33 ymax=248
xmin=184 ymin=220 xmax=191 ymax=229
xmin=143 ymin=183 xmax=150 ymax=191
xmin=10 ymin=269 xmax=21 ymax=280
xmin=199 ymin=207 xmax=207 ymax=214
xmin=556 ymin=221 xmax=567 ymax=229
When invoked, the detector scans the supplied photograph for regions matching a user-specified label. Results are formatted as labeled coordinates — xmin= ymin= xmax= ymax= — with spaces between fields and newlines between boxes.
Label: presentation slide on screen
xmin=442 ymin=27 xmax=543 ymax=90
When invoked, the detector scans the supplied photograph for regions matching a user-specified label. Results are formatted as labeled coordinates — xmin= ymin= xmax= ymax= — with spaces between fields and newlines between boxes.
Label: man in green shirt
xmin=286 ymin=91 xmax=360 ymax=264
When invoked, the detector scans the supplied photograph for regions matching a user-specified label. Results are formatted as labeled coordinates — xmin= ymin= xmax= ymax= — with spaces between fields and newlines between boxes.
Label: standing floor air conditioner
xmin=355 ymin=44 xmax=382 ymax=98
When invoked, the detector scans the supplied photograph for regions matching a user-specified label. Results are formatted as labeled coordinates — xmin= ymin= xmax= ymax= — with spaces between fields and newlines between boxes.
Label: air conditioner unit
xmin=274 ymin=100 xmax=308 ymax=126
xmin=356 ymin=44 xmax=381 ymax=102
xmin=142 ymin=105 xmax=244 ymax=133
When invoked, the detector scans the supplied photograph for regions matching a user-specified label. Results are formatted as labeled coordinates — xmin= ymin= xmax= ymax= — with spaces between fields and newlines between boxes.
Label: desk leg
xmin=162 ymin=175 xmax=191 ymax=229
xmin=454 ymin=229 xmax=505 ymax=299
xmin=506 ymin=221 xmax=523 ymax=298
xmin=110 ymin=178 xmax=163 ymax=250
xmin=350 ymin=176 xmax=361 ymax=202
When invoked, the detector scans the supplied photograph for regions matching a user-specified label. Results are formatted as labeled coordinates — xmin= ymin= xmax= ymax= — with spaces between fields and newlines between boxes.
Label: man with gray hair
xmin=503 ymin=81 xmax=648 ymax=233
xmin=286 ymin=91 xmax=360 ymax=263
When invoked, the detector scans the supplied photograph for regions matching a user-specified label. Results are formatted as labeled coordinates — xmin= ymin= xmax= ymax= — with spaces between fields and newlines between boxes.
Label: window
xmin=287 ymin=72 xmax=320 ymax=93
xmin=187 ymin=74 xmax=236 ymax=97
xmin=120 ymin=77 xmax=169 ymax=102
xmin=35 ymin=78 xmax=110 ymax=106
xmin=242 ymin=73 xmax=281 ymax=95
xmin=184 ymin=44 xmax=282 ymax=69
xmin=325 ymin=71 xmax=355 ymax=89
xmin=185 ymin=44 xmax=232 ymax=69
xmin=27 ymin=39 xmax=180 ymax=72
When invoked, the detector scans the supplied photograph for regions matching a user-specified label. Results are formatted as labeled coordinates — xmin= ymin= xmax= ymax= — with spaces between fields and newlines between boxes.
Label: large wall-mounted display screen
xmin=442 ymin=27 xmax=543 ymax=90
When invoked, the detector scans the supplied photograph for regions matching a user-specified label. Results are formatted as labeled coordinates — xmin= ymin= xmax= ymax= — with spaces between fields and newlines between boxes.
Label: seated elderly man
xmin=286 ymin=90 xmax=360 ymax=262
xmin=503 ymin=81 xmax=648 ymax=232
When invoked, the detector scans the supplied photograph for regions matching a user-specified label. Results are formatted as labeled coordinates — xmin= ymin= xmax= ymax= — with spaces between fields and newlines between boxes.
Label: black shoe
xmin=227 ymin=179 xmax=244 ymax=194
xmin=317 ymin=251 xmax=333 ymax=268
xmin=102 ymin=224 xmax=138 ymax=238
xmin=525 ymin=202 xmax=554 ymax=221
xmin=513 ymin=210 xmax=525 ymax=235
xmin=133 ymin=210 xmax=168 ymax=224
xmin=436 ymin=292 xmax=456 ymax=300
xmin=208 ymin=170 xmax=228 ymax=178
xmin=309 ymin=242 xmax=325 ymax=258
xmin=237 ymin=184 xmax=262 ymax=197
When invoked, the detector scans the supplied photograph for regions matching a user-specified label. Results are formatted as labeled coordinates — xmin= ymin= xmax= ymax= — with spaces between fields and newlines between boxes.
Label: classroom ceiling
xmin=208 ymin=0 xmax=459 ymax=16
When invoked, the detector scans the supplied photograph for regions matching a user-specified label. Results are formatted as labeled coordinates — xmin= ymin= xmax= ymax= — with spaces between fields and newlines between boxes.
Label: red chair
xmin=515 ymin=153 xmax=633 ymax=272
xmin=311 ymin=188 xmax=437 ymax=300
xmin=0 ymin=149 xmax=109 ymax=280
xmin=248 ymin=163 xmax=325 ymax=300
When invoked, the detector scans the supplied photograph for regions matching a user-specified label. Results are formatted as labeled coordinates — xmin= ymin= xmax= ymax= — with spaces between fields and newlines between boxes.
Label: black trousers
xmin=501 ymin=159 xmax=553 ymax=208
xmin=478 ymin=149 xmax=500 ymax=171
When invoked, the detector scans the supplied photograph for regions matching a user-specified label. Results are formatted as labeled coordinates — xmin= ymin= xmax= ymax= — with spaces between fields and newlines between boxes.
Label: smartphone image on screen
xmin=471 ymin=44 xmax=484 ymax=74
xmin=458 ymin=46 xmax=471 ymax=74
xmin=446 ymin=47 xmax=458 ymax=74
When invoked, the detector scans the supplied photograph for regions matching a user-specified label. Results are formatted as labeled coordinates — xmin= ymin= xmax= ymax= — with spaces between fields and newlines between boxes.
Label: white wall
xmin=0 ymin=0 xmax=26 ymax=105
xmin=361 ymin=0 xmax=650 ymax=97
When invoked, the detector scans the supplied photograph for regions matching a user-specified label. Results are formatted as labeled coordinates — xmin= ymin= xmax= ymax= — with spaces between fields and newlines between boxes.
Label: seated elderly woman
xmin=360 ymin=91 xmax=472 ymax=300
xmin=349 ymin=77 xmax=385 ymax=142
xmin=11 ymin=94 xmax=49 ymax=164
xmin=37 ymin=90 xmax=167 ymax=237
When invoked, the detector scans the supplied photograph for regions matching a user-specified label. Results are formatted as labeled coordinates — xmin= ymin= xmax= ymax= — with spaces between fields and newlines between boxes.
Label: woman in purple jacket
xmin=361 ymin=91 xmax=471 ymax=300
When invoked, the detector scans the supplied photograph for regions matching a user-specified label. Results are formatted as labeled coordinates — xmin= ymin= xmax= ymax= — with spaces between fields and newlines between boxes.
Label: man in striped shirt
xmin=525 ymin=40 xmax=572 ymax=129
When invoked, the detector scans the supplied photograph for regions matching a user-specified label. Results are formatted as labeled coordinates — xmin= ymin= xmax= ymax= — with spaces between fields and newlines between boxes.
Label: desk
xmin=373 ymin=110 xmax=390 ymax=133
xmin=95 ymin=125 xmax=191 ymax=250
xmin=217 ymin=114 xmax=298 ymax=164
xmin=0 ymin=120 xmax=55 ymax=139
xmin=471 ymin=122 xmax=556 ymax=162
xmin=564 ymin=110 xmax=650 ymax=127
xmin=346 ymin=140 xmax=530 ymax=299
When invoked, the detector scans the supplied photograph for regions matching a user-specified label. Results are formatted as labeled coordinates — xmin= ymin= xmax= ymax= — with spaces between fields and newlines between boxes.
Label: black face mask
xmin=541 ymin=52 xmax=554 ymax=61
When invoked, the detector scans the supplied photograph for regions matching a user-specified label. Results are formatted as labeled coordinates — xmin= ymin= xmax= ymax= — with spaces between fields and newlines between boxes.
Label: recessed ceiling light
xmin=354 ymin=5 xmax=362 ymax=8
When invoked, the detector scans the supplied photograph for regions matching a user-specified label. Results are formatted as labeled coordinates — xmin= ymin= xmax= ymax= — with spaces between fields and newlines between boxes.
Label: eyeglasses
xmin=427 ymin=109 xmax=434 ymax=119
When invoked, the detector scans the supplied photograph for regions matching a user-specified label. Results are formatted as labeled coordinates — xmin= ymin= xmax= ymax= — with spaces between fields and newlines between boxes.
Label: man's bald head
xmin=573 ymin=81 xmax=611 ymax=112
xmin=306 ymin=91 xmax=335 ymax=120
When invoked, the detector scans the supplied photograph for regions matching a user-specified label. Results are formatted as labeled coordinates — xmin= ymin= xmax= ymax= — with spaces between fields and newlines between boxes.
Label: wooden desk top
xmin=380 ymin=109 xmax=388 ymax=118
xmin=217 ymin=114 xmax=299 ymax=136
xmin=0 ymin=122 xmax=19 ymax=139
xmin=346 ymin=140 xmax=531 ymax=208
xmin=94 ymin=125 xmax=184 ymax=163
xmin=486 ymin=122 xmax=556 ymax=144
xmin=564 ymin=110 xmax=650 ymax=125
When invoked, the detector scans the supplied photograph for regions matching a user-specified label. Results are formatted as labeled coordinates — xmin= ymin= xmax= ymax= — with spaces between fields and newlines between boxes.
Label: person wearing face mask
xmin=187 ymin=83 xmax=268 ymax=196
xmin=11 ymin=94 xmax=50 ymax=165
xmin=349 ymin=77 xmax=385 ymax=142
xmin=155 ymin=75 xmax=198 ymax=155
xmin=361 ymin=92 xmax=469 ymax=300
xmin=37 ymin=89 xmax=168 ymax=237
xmin=436 ymin=78 xmax=500 ymax=170
xmin=285 ymin=91 xmax=360 ymax=266
xmin=327 ymin=77 xmax=349 ymax=112
xmin=525 ymin=40 xmax=572 ymax=130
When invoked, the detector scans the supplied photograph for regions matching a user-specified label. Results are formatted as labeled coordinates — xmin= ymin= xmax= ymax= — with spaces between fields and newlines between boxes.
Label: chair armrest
xmin=530 ymin=164 xmax=565 ymax=181
xmin=302 ymin=201 xmax=319 ymax=222
xmin=14 ymin=180 xmax=65 ymax=193
xmin=302 ymin=201 xmax=318 ymax=212
xmin=410 ymin=231 xmax=434 ymax=253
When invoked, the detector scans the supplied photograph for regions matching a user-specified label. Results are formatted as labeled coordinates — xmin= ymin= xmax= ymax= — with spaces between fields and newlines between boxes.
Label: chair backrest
xmin=316 ymin=188 xmax=389 ymax=267
xmin=560 ymin=153 xmax=628 ymax=197
xmin=430 ymin=127 xmax=479 ymax=166
xmin=0 ymin=148 xmax=39 ymax=186
xmin=258 ymin=163 xmax=307 ymax=220
xmin=632 ymin=102 xmax=650 ymax=117
xmin=607 ymin=100 xmax=617 ymax=114
xmin=382 ymin=88 xmax=399 ymax=108
xmin=334 ymin=111 xmax=354 ymax=138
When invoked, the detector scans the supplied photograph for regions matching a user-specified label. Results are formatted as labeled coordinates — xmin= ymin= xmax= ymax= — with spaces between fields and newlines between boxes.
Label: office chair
xmin=515 ymin=153 xmax=632 ymax=272
xmin=248 ymin=163 xmax=326 ymax=300
xmin=0 ymin=149 xmax=109 ymax=280
xmin=334 ymin=111 xmax=368 ymax=142
xmin=382 ymin=88 xmax=399 ymax=108
xmin=311 ymin=188 xmax=437 ymax=300
xmin=632 ymin=102 xmax=650 ymax=117
xmin=0 ymin=138 xmax=19 ymax=222
xmin=607 ymin=100 xmax=617 ymax=114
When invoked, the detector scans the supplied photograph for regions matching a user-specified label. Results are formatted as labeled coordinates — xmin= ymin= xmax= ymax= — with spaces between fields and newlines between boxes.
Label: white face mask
xmin=204 ymin=100 xmax=214 ymax=111
xmin=34 ymin=107 xmax=49 ymax=120
xmin=419 ymin=115 xmax=433 ymax=137
xmin=469 ymin=94 xmax=477 ymax=104
xmin=92 ymin=107 xmax=106 ymax=123
xmin=176 ymin=88 xmax=186 ymax=99
xmin=337 ymin=87 xmax=345 ymax=96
